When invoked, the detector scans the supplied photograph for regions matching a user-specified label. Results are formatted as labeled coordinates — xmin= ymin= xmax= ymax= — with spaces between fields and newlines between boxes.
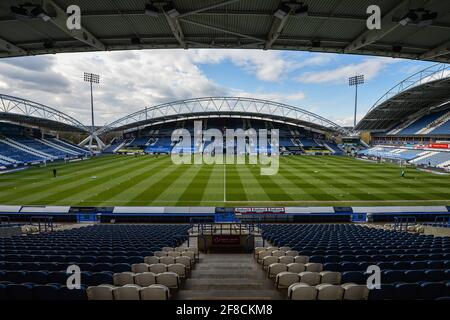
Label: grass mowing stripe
xmin=235 ymin=164 xmax=271 ymax=201
xmin=201 ymin=164 xmax=226 ymax=203
xmin=73 ymin=157 xmax=173 ymax=206
xmin=224 ymin=163 xmax=247 ymax=202
xmin=0 ymin=156 xmax=133 ymax=201
xmin=18 ymin=157 xmax=155 ymax=205
xmin=176 ymin=164 xmax=215 ymax=205
xmin=125 ymin=162 xmax=193 ymax=205
xmin=153 ymin=164 xmax=203 ymax=203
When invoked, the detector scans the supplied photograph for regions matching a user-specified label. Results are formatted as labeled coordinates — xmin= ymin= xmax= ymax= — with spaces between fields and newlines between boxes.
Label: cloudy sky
xmin=0 ymin=49 xmax=435 ymax=127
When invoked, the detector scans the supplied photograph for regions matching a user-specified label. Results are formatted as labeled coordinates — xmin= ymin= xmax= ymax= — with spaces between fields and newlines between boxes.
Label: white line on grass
xmin=223 ymin=163 xmax=226 ymax=202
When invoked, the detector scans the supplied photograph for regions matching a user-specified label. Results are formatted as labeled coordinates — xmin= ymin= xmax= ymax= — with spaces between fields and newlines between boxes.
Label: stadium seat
xmin=316 ymin=284 xmax=344 ymax=300
xmin=134 ymin=272 xmax=157 ymax=287
xmin=160 ymin=256 xmax=175 ymax=265
xmin=87 ymin=285 xmax=115 ymax=300
xmin=299 ymin=272 xmax=321 ymax=286
xmin=320 ymin=271 xmax=341 ymax=285
xmin=167 ymin=263 xmax=186 ymax=278
xmin=144 ymin=256 xmax=160 ymax=265
xmin=268 ymin=263 xmax=287 ymax=278
xmin=278 ymin=256 xmax=295 ymax=264
xmin=113 ymin=284 xmax=140 ymax=300
xmin=341 ymin=283 xmax=369 ymax=300
xmin=140 ymin=284 xmax=170 ymax=300
xmin=156 ymin=272 xmax=179 ymax=289
xmin=32 ymin=284 xmax=60 ymax=300
xmin=132 ymin=263 xmax=150 ymax=273
xmin=305 ymin=263 xmax=323 ymax=272
xmin=113 ymin=272 xmax=135 ymax=286
xmin=275 ymin=272 xmax=299 ymax=289
xmin=287 ymin=263 xmax=305 ymax=273
xmin=288 ymin=283 xmax=317 ymax=300
xmin=149 ymin=263 xmax=167 ymax=274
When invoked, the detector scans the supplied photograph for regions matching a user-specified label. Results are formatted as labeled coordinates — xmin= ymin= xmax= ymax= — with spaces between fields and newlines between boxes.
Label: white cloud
xmin=296 ymin=57 xmax=398 ymax=84
xmin=188 ymin=49 xmax=290 ymax=82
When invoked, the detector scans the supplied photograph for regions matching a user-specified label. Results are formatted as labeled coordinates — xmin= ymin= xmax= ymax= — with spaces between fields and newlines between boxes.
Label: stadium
xmin=1 ymin=0 xmax=450 ymax=305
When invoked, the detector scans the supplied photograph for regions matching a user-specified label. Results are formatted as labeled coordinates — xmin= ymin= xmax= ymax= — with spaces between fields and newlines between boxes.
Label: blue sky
xmin=0 ymin=49 xmax=436 ymax=126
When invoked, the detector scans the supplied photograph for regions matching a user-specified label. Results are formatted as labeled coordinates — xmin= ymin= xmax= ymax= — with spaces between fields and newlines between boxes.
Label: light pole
xmin=84 ymin=72 xmax=100 ymax=150
xmin=349 ymin=74 xmax=364 ymax=128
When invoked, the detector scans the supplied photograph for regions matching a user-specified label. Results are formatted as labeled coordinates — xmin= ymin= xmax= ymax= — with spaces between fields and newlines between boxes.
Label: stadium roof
xmin=95 ymin=97 xmax=350 ymax=135
xmin=0 ymin=94 xmax=90 ymax=132
xmin=1 ymin=0 xmax=450 ymax=63
xmin=355 ymin=63 xmax=450 ymax=131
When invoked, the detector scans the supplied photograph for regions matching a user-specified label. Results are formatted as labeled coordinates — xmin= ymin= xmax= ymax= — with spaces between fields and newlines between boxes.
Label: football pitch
xmin=0 ymin=154 xmax=449 ymax=207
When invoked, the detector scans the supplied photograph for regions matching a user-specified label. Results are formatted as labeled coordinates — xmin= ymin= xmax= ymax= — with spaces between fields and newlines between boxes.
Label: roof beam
xmin=420 ymin=39 xmax=450 ymax=60
xmin=41 ymin=0 xmax=105 ymax=50
xmin=344 ymin=0 xmax=410 ymax=53
xmin=162 ymin=13 xmax=186 ymax=48
xmin=265 ymin=9 xmax=292 ymax=49
xmin=178 ymin=0 xmax=241 ymax=18
xmin=180 ymin=18 xmax=265 ymax=42
xmin=0 ymin=37 xmax=26 ymax=55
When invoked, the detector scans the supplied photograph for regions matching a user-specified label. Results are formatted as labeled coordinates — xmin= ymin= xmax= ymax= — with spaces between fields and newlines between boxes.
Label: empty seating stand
xmin=0 ymin=224 xmax=189 ymax=300
xmin=260 ymin=224 xmax=450 ymax=300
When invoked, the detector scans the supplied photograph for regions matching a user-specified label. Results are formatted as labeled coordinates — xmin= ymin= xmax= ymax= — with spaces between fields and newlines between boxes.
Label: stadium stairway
xmin=176 ymin=253 xmax=284 ymax=300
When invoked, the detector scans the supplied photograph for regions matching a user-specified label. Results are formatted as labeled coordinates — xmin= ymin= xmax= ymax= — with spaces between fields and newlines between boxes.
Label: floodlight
xmin=274 ymin=5 xmax=290 ymax=19
xmin=164 ymin=3 xmax=180 ymax=18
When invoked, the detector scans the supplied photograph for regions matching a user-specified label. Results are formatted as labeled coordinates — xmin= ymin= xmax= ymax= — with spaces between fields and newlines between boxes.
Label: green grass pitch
xmin=0 ymin=154 xmax=449 ymax=207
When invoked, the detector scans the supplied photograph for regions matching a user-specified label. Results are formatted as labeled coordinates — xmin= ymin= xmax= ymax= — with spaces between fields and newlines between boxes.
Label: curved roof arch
xmin=0 ymin=1 xmax=450 ymax=62
xmin=355 ymin=63 xmax=450 ymax=131
xmin=96 ymin=97 xmax=349 ymax=135
xmin=0 ymin=94 xmax=90 ymax=132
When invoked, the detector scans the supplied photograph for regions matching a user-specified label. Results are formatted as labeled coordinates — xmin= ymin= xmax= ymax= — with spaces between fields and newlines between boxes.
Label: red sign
xmin=428 ymin=143 xmax=449 ymax=149
xmin=212 ymin=235 xmax=240 ymax=245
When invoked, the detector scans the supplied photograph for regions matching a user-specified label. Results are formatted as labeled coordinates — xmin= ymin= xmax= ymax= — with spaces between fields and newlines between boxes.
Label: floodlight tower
xmin=84 ymin=72 xmax=100 ymax=150
xmin=348 ymin=74 xmax=365 ymax=128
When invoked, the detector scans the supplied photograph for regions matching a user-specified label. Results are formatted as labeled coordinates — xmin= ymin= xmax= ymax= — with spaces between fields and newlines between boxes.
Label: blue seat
xmin=96 ymin=256 xmax=113 ymax=263
xmin=90 ymin=272 xmax=113 ymax=286
xmin=393 ymin=261 xmax=410 ymax=270
xmin=59 ymin=286 xmax=88 ymax=300
xmin=368 ymin=284 xmax=394 ymax=300
xmin=340 ymin=262 xmax=360 ymax=271
xmin=424 ymin=270 xmax=445 ymax=282
xmin=92 ymin=263 xmax=113 ymax=272
xmin=394 ymin=283 xmax=420 ymax=300
xmin=420 ymin=282 xmax=446 ymax=300
xmin=113 ymin=256 xmax=129 ymax=263
xmin=323 ymin=263 xmax=340 ymax=272
xmin=80 ymin=256 xmax=96 ymax=263
xmin=324 ymin=255 xmax=340 ymax=263
xmin=383 ymin=270 xmax=405 ymax=283
xmin=428 ymin=261 xmax=445 ymax=269
xmin=32 ymin=284 xmax=60 ymax=300
xmin=341 ymin=271 xmax=366 ymax=284
xmin=28 ymin=271 xmax=48 ymax=285
xmin=377 ymin=262 xmax=394 ymax=270
xmin=126 ymin=256 xmax=143 ymax=264
xmin=5 ymin=271 xmax=27 ymax=283
xmin=410 ymin=261 xmax=427 ymax=270
xmin=6 ymin=284 xmax=33 ymax=300
xmin=113 ymin=263 xmax=131 ymax=273
xmin=309 ymin=256 xmax=324 ymax=263
xmin=47 ymin=271 xmax=68 ymax=284
xmin=404 ymin=270 xmax=424 ymax=283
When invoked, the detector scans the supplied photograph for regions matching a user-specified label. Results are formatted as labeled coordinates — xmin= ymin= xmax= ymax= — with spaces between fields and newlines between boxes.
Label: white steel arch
xmin=97 ymin=97 xmax=349 ymax=135
xmin=0 ymin=94 xmax=90 ymax=132
xmin=367 ymin=63 xmax=450 ymax=115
